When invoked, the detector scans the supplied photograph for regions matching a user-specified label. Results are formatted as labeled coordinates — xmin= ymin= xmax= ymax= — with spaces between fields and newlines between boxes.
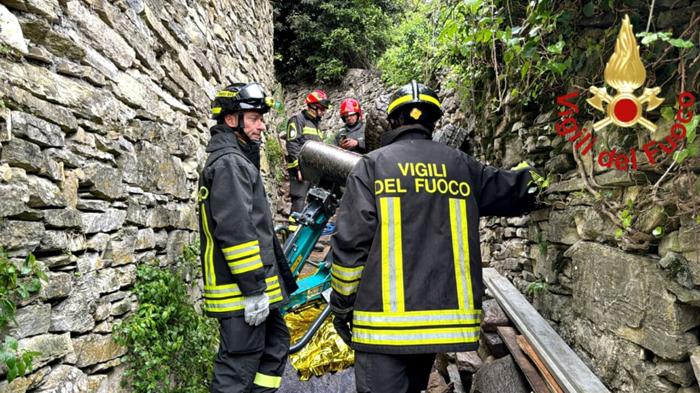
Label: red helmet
xmin=339 ymin=98 xmax=362 ymax=119
xmin=305 ymin=90 xmax=330 ymax=109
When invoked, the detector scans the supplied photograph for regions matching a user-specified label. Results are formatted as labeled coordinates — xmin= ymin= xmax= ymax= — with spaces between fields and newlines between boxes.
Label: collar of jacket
xmin=303 ymin=110 xmax=320 ymax=126
xmin=344 ymin=121 xmax=364 ymax=133
xmin=206 ymin=124 xmax=262 ymax=168
xmin=380 ymin=124 xmax=431 ymax=147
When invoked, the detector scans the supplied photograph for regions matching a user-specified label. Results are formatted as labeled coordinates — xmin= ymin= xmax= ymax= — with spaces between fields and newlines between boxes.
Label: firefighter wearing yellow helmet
xmin=330 ymin=81 xmax=539 ymax=392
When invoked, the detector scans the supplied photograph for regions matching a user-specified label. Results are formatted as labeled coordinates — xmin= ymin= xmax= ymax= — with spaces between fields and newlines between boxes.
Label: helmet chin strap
xmin=234 ymin=112 xmax=251 ymax=143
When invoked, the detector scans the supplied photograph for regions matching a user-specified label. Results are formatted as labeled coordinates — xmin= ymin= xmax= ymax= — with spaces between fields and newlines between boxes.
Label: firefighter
xmin=285 ymin=89 xmax=330 ymax=214
xmin=330 ymin=81 xmax=538 ymax=393
xmin=200 ymin=82 xmax=297 ymax=393
xmin=335 ymin=98 xmax=366 ymax=154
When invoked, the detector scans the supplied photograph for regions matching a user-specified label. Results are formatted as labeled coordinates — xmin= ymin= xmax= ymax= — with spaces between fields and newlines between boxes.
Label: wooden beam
xmin=517 ymin=335 xmax=564 ymax=393
xmin=483 ymin=268 xmax=611 ymax=393
xmin=497 ymin=326 xmax=550 ymax=393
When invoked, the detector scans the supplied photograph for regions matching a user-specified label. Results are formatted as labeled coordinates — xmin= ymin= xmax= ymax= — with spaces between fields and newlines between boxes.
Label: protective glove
xmin=243 ymin=293 xmax=270 ymax=327
xmin=332 ymin=312 xmax=353 ymax=345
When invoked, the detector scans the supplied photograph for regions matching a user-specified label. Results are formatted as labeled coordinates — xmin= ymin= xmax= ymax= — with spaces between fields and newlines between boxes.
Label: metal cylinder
xmin=299 ymin=141 xmax=362 ymax=186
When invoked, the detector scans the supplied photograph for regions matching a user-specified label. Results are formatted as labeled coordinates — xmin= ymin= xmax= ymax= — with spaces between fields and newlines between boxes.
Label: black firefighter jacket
xmin=198 ymin=124 xmax=297 ymax=318
xmin=330 ymin=125 xmax=536 ymax=355
xmin=334 ymin=121 xmax=367 ymax=154
xmin=285 ymin=110 xmax=323 ymax=171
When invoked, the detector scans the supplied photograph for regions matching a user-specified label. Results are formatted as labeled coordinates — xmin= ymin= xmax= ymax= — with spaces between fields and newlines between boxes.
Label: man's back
xmin=331 ymin=128 xmax=535 ymax=355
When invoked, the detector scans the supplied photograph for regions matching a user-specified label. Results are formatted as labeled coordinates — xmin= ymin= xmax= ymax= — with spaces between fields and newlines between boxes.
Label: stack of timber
xmin=427 ymin=268 xmax=610 ymax=393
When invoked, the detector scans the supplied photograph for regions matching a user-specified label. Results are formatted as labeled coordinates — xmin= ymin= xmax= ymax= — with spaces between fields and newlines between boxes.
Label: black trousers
xmin=212 ymin=309 xmax=290 ymax=393
xmin=289 ymin=173 xmax=310 ymax=214
xmin=354 ymin=351 xmax=436 ymax=393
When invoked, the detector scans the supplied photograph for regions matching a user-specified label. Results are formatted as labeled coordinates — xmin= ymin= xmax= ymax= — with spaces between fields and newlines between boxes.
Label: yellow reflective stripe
xmin=332 ymin=264 xmax=364 ymax=281
xmin=449 ymin=198 xmax=473 ymax=309
xmin=229 ymin=260 xmax=263 ymax=275
xmin=216 ymin=90 xmax=237 ymax=98
xmin=287 ymin=159 xmax=299 ymax=169
xmin=380 ymin=197 xmax=404 ymax=313
xmin=254 ymin=373 xmax=282 ymax=388
xmin=354 ymin=309 xmax=481 ymax=328
xmin=224 ymin=247 xmax=259 ymax=260
xmin=201 ymin=204 xmax=215 ymax=286
xmin=353 ymin=326 xmax=480 ymax=346
xmin=419 ymin=94 xmax=441 ymax=108
xmin=205 ymin=276 xmax=278 ymax=291
xmin=302 ymin=126 xmax=320 ymax=136
xmin=332 ymin=279 xmax=359 ymax=296
xmin=228 ymin=254 xmax=261 ymax=266
xmin=222 ymin=240 xmax=260 ymax=254
xmin=211 ymin=107 xmax=221 ymax=115
xmin=387 ymin=94 xmax=442 ymax=114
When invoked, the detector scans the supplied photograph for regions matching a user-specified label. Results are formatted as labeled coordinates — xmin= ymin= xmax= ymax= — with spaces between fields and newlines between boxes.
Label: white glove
xmin=243 ymin=293 xmax=270 ymax=326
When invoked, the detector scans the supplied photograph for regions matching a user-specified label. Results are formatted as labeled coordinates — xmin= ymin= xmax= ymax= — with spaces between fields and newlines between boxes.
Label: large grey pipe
xmin=299 ymin=141 xmax=362 ymax=186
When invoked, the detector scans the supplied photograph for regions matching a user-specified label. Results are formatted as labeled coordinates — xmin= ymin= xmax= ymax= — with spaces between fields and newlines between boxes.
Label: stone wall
xmin=0 ymin=0 xmax=277 ymax=391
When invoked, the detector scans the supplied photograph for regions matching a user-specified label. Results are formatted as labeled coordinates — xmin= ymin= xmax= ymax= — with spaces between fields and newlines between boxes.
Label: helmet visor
xmin=238 ymin=83 xmax=266 ymax=101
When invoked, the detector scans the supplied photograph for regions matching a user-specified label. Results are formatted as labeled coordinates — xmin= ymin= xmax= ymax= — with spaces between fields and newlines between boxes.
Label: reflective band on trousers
xmin=380 ymin=197 xmax=404 ymax=313
xmin=254 ymin=372 xmax=282 ymax=388
xmin=449 ymin=198 xmax=473 ymax=309
xmin=353 ymin=326 xmax=480 ymax=346
xmin=353 ymin=310 xmax=481 ymax=327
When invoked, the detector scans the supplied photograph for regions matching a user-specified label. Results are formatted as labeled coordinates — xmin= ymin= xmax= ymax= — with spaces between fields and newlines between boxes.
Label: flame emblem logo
xmin=587 ymin=15 xmax=664 ymax=132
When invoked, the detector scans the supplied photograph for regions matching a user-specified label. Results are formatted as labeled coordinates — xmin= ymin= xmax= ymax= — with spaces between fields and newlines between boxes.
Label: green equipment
xmin=278 ymin=141 xmax=361 ymax=353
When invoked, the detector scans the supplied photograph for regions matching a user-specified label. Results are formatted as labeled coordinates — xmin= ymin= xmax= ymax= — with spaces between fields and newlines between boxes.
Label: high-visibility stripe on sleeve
xmin=204 ymin=276 xmax=282 ymax=313
xmin=228 ymin=254 xmax=263 ymax=275
xmin=254 ymin=373 xmax=282 ymax=388
xmin=222 ymin=240 xmax=260 ymax=258
xmin=287 ymin=159 xmax=299 ymax=169
xmin=332 ymin=264 xmax=364 ymax=281
xmin=332 ymin=279 xmax=360 ymax=296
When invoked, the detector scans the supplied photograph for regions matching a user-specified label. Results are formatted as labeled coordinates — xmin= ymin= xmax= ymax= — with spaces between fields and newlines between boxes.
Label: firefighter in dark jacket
xmin=200 ymin=82 xmax=298 ymax=393
xmin=335 ymin=98 xmax=366 ymax=154
xmin=330 ymin=81 xmax=538 ymax=393
xmin=285 ymin=89 xmax=330 ymax=214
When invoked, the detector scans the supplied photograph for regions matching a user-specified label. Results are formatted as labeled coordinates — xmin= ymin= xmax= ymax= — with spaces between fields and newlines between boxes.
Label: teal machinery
xmin=279 ymin=141 xmax=361 ymax=353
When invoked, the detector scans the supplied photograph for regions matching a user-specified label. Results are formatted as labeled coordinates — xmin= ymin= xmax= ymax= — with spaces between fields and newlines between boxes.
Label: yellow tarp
xmin=284 ymin=304 xmax=354 ymax=380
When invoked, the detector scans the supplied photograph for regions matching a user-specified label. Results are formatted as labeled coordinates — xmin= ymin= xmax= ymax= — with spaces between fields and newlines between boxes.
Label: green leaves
xmin=546 ymin=40 xmax=565 ymax=55
xmin=273 ymin=0 xmax=396 ymax=83
xmin=113 ymin=255 xmax=218 ymax=393
xmin=637 ymin=31 xmax=694 ymax=48
xmin=673 ymin=115 xmax=699 ymax=164
xmin=582 ymin=2 xmax=595 ymax=17
xmin=0 ymin=248 xmax=47 ymax=382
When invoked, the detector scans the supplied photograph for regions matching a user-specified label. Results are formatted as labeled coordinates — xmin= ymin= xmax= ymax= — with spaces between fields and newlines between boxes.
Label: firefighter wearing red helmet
xmin=335 ymin=98 xmax=366 ymax=154
xmin=285 ymin=89 xmax=330 ymax=214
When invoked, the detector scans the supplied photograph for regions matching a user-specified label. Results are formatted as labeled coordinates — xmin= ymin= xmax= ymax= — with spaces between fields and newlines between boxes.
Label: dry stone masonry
xmin=0 ymin=0 xmax=278 ymax=391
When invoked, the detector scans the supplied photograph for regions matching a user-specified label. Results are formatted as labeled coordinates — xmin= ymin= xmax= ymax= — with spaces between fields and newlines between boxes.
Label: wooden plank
xmin=497 ymin=326 xmax=550 ymax=393
xmin=483 ymin=268 xmax=611 ymax=393
xmin=446 ymin=363 xmax=465 ymax=393
xmin=517 ymin=335 xmax=564 ymax=393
